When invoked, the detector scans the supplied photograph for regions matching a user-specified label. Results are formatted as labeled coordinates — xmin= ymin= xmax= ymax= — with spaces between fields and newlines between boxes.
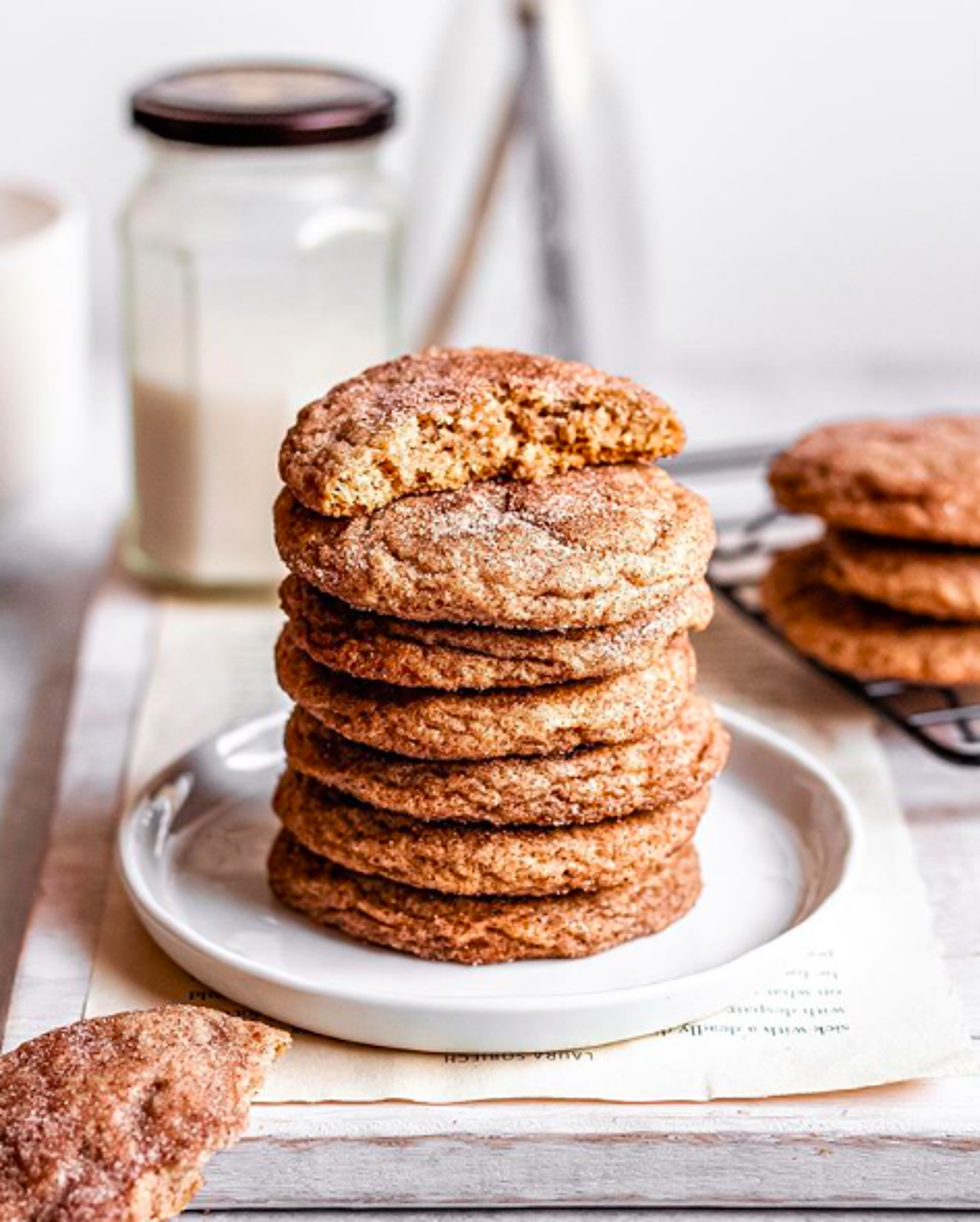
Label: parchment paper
xmin=85 ymin=598 xmax=974 ymax=1101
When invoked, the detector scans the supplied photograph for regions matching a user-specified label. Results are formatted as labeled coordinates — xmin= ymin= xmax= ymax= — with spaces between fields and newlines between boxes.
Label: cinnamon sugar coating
xmin=769 ymin=415 xmax=980 ymax=544
xmin=276 ymin=624 xmax=697 ymax=760
xmin=0 ymin=1006 xmax=289 ymax=1222
xmin=273 ymin=767 xmax=708 ymax=896
xmin=823 ymin=528 xmax=980 ymax=622
xmin=284 ymin=697 xmax=729 ymax=826
xmin=760 ymin=541 xmax=980 ymax=684
xmin=274 ymin=465 xmax=714 ymax=630
xmin=279 ymin=346 xmax=685 ymax=517
xmin=280 ymin=572 xmax=713 ymax=690
xmin=268 ymin=830 xmax=702 ymax=964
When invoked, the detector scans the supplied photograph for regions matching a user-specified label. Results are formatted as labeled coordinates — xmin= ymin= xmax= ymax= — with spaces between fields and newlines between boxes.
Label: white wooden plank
xmin=2 ymin=573 xmax=156 ymax=1050
xmin=882 ymin=732 xmax=980 ymax=1039
xmin=193 ymin=1214 xmax=979 ymax=1222
xmin=0 ymin=482 xmax=115 ymax=1029
xmin=193 ymin=1091 xmax=980 ymax=1209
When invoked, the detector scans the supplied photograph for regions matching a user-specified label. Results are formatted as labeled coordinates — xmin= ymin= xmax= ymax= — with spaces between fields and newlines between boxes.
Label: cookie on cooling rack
xmin=823 ymin=528 xmax=980 ymax=623
xmin=768 ymin=415 xmax=980 ymax=545
xmin=759 ymin=541 xmax=980 ymax=684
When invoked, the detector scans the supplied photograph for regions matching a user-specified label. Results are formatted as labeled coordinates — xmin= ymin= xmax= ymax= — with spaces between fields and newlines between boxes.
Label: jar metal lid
xmin=130 ymin=61 xmax=397 ymax=147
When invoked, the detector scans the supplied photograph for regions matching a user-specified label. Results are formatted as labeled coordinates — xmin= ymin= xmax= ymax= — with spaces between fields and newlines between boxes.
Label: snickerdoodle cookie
xmin=273 ymin=768 xmax=708 ymax=897
xmin=276 ymin=625 xmax=696 ymax=759
xmin=0 ymin=1006 xmax=288 ymax=1222
xmin=279 ymin=346 xmax=685 ymax=517
xmin=280 ymin=572 xmax=713 ymax=690
xmin=268 ymin=830 xmax=701 ymax=964
xmin=769 ymin=415 xmax=980 ymax=544
xmin=823 ymin=528 xmax=980 ymax=622
xmin=274 ymin=464 xmax=714 ymax=630
xmin=760 ymin=542 xmax=980 ymax=683
xmin=284 ymin=697 xmax=729 ymax=825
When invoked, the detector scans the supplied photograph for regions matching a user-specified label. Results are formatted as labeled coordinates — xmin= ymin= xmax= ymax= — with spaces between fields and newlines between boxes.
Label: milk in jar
xmin=122 ymin=63 xmax=401 ymax=589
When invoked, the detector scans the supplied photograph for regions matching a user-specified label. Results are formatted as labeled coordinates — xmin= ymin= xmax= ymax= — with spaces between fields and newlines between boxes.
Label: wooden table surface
xmin=1 ymin=372 xmax=978 ymax=1215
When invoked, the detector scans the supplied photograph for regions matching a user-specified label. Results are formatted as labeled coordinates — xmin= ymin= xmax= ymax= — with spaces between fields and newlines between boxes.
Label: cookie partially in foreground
xmin=274 ymin=464 xmax=714 ymax=630
xmin=760 ymin=542 xmax=980 ymax=684
xmin=0 ymin=1005 xmax=289 ymax=1222
xmin=268 ymin=830 xmax=702 ymax=964
xmin=279 ymin=346 xmax=684 ymax=516
xmin=281 ymin=572 xmax=713 ymax=690
xmin=276 ymin=624 xmax=696 ymax=760
xmin=823 ymin=528 xmax=980 ymax=622
xmin=285 ymin=697 xmax=730 ymax=826
xmin=273 ymin=767 xmax=708 ymax=896
xmin=769 ymin=415 xmax=980 ymax=544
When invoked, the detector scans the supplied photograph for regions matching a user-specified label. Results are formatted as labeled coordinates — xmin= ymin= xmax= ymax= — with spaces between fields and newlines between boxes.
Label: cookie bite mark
xmin=279 ymin=346 xmax=685 ymax=517
xmin=0 ymin=1006 xmax=289 ymax=1222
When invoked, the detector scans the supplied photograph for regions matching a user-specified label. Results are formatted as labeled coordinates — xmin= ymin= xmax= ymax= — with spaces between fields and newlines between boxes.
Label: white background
xmin=3 ymin=0 xmax=980 ymax=441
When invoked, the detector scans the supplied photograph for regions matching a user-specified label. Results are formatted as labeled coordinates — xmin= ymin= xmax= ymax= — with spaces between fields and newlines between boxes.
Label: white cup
xmin=0 ymin=181 xmax=87 ymax=508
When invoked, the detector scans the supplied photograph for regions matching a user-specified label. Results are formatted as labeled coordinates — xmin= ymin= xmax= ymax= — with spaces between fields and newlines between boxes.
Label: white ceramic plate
xmin=118 ymin=706 xmax=862 ymax=1052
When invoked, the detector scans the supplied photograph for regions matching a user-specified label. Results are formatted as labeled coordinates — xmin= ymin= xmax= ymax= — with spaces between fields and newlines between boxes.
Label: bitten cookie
xmin=273 ymin=767 xmax=708 ymax=896
xmin=285 ymin=697 xmax=730 ymax=826
xmin=274 ymin=464 xmax=715 ymax=630
xmin=769 ymin=415 xmax=980 ymax=544
xmin=279 ymin=346 xmax=684 ymax=516
xmin=823 ymin=528 xmax=980 ymax=622
xmin=760 ymin=541 xmax=980 ymax=684
xmin=281 ymin=572 xmax=713 ymax=690
xmin=0 ymin=1006 xmax=288 ymax=1222
xmin=276 ymin=624 xmax=697 ymax=760
xmin=268 ymin=830 xmax=702 ymax=964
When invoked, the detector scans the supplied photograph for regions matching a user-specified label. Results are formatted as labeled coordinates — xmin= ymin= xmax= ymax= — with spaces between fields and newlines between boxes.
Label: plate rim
xmin=118 ymin=704 xmax=864 ymax=1015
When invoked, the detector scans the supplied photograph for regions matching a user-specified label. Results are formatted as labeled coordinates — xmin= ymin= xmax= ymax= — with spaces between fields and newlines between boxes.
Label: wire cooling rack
xmin=670 ymin=444 xmax=980 ymax=766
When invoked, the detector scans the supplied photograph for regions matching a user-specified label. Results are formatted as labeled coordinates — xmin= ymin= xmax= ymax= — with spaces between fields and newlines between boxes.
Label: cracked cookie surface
xmin=284 ymin=697 xmax=729 ymax=825
xmin=273 ymin=767 xmax=708 ymax=896
xmin=769 ymin=415 xmax=980 ymax=543
xmin=275 ymin=464 xmax=714 ymax=630
xmin=280 ymin=572 xmax=713 ymax=690
xmin=0 ymin=1006 xmax=288 ymax=1222
xmin=276 ymin=624 xmax=697 ymax=760
xmin=268 ymin=830 xmax=701 ymax=963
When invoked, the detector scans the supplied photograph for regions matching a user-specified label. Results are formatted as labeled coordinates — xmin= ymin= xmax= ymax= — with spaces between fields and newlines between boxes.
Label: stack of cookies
xmin=268 ymin=348 xmax=729 ymax=964
xmin=763 ymin=415 xmax=980 ymax=685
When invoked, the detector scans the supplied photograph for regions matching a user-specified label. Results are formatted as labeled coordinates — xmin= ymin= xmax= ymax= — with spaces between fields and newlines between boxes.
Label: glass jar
xmin=122 ymin=63 xmax=401 ymax=590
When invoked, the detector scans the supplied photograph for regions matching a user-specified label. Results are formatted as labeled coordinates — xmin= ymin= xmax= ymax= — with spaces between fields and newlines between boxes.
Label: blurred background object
xmin=407 ymin=0 xmax=650 ymax=368
xmin=4 ymin=0 xmax=980 ymax=378
xmin=122 ymin=63 xmax=401 ymax=590
xmin=0 ymin=181 xmax=86 ymax=508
